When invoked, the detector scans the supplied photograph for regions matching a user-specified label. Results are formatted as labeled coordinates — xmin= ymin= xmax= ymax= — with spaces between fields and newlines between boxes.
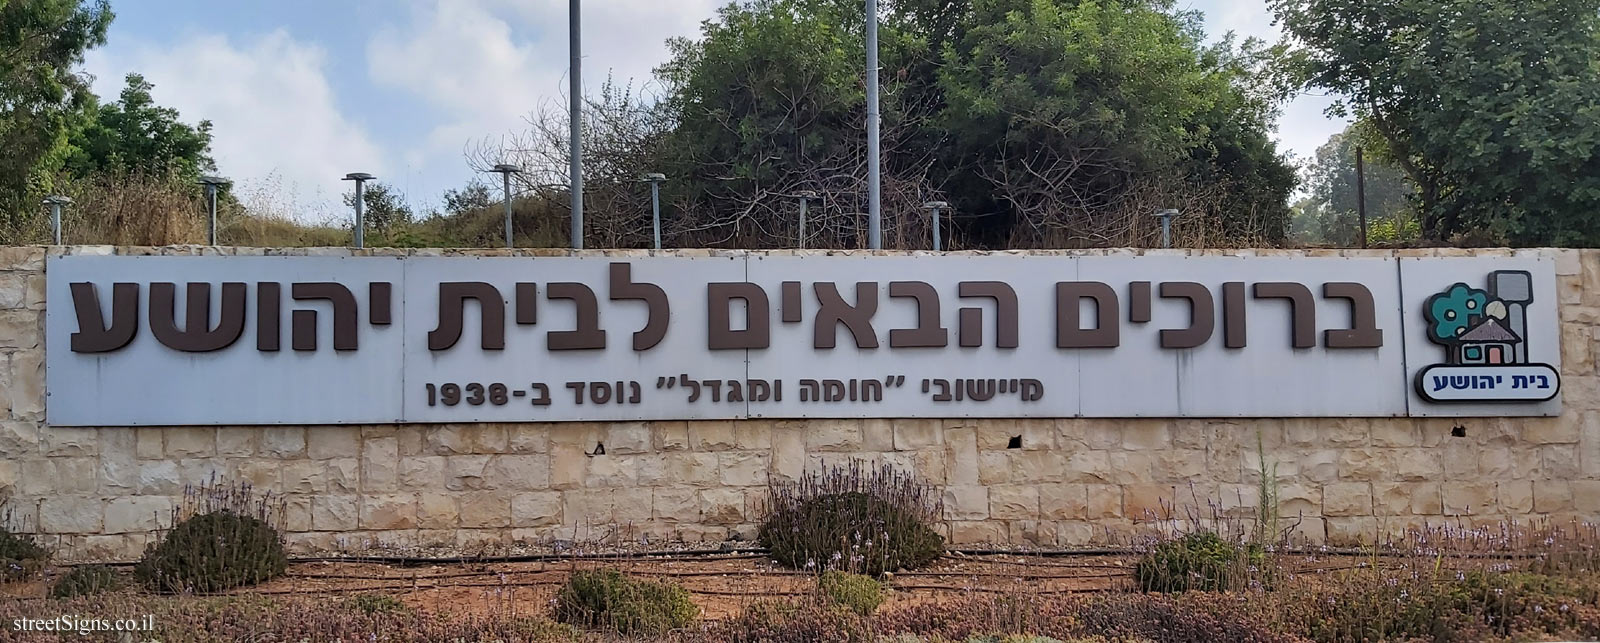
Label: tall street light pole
xmin=198 ymin=175 xmax=229 ymax=245
xmin=865 ymin=0 xmax=882 ymax=250
xmin=569 ymin=0 xmax=585 ymax=250
xmin=641 ymin=173 xmax=666 ymax=250
xmin=490 ymin=164 xmax=522 ymax=249
xmin=343 ymin=173 xmax=374 ymax=249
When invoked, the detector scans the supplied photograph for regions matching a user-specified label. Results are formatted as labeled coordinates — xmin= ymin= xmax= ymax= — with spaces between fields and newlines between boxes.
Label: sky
xmin=80 ymin=0 xmax=1345 ymax=222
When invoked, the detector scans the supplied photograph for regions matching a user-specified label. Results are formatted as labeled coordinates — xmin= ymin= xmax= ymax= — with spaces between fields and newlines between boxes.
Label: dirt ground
xmin=223 ymin=552 xmax=1141 ymax=619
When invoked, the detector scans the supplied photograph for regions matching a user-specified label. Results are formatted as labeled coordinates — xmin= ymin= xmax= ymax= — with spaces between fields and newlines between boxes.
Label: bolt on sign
xmin=44 ymin=255 xmax=1561 ymax=426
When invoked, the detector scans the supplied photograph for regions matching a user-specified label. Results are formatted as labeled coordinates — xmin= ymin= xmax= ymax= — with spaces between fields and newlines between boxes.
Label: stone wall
xmin=3 ymin=245 xmax=1599 ymax=562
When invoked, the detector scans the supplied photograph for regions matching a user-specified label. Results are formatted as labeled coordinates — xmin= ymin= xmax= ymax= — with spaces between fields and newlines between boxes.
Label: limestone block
xmin=0 ymin=460 xmax=16 ymax=494
xmin=261 ymin=427 xmax=307 ymax=458
xmin=103 ymin=497 xmax=171 ymax=534
xmin=424 ymin=425 xmax=471 ymax=455
xmin=653 ymin=488 xmax=699 ymax=523
xmin=1498 ymin=481 xmax=1535 ymax=514
xmin=1389 ymin=450 xmax=1444 ymax=482
xmin=362 ymin=437 xmax=399 ymax=491
xmin=975 ymin=420 xmax=1019 ymax=451
xmin=1275 ymin=483 xmax=1320 ymax=518
xmin=398 ymin=456 xmax=445 ymax=490
xmin=217 ymin=428 xmax=257 ymax=457
xmin=444 ymin=455 xmax=491 ymax=491
xmin=1554 ymin=248 xmax=1582 ymax=276
xmin=0 ymin=421 xmax=39 ymax=455
xmin=1325 ymin=419 xmax=1372 ymax=448
xmin=1170 ymin=420 xmax=1208 ymax=450
xmin=5 ymin=350 xmax=42 ymax=418
xmin=1524 ymin=416 xmax=1582 ymax=444
xmin=458 ymin=492 xmax=511 ymax=528
xmin=943 ymin=427 xmax=979 ymax=486
xmin=1562 ymin=274 xmax=1584 ymax=305
xmin=1322 ymin=483 xmax=1372 ymax=517
xmin=1325 ymin=517 xmax=1378 ymax=546
xmin=395 ymin=427 xmax=424 ymax=457
xmin=1584 ymin=413 xmax=1600 ymax=476
xmin=311 ymin=496 xmax=359 ymax=531
xmin=508 ymin=425 xmax=550 ymax=453
xmin=162 ymin=427 xmax=215 ymax=458
xmin=136 ymin=461 xmax=181 ymax=495
xmin=699 ymin=488 xmax=746 ymax=524
xmin=1121 ymin=421 xmax=1171 ymax=451
xmin=949 ymin=521 xmax=1005 ymax=545
xmin=1571 ymin=480 xmax=1600 ymax=513
xmin=613 ymin=488 xmax=654 ymax=523
xmin=40 ymin=497 xmax=102 ymax=533
xmin=307 ymin=427 xmax=361 ymax=459
xmin=892 ymin=419 xmax=941 ymax=451
xmin=1153 ymin=450 xmax=1207 ymax=482
xmin=326 ymin=458 xmax=358 ymax=494
xmin=655 ymin=422 xmax=689 ymax=451
xmin=718 ymin=451 xmax=770 ymax=487
xmin=466 ymin=424 xmax=508 ymax=454
xmin=549 ymin=445 xmax=585 ymax=489
xmin=1441 ymin=443 xmax=1479 ymax=480
xmin=359 ymin=494 xmax=417 ymax=530
xmin=860 ymin=419 xmax=893 ymax=452
xmin=805 ymin=420 xmax=862 ymax=452
xmin=0 ymin=246 xmax=45 ymax=271
xmin=1543 ymin=445 xmax=1582 ymax=479
xmin=603 ymin=422 xmax=652 ymax=454
xmin=282 ymin=460 xmax=327 ymax=494
xmin=1370 ymin=421 xmax=1420 ymax=447
xmin=1534 ymin=480 xmax=1574 ymax=513
xmin=771 ymin=424 xmax=806 ymax=482
xmin=1062 ymin=450 xmax=1113 ymax=484
xmin=1563 ymin=324 xmax=1594 ymax=375
xmin=689 ymin=421 xmax=738 ymax=451
xmin=563 ymin=489 xmax=617 ymax=525
xmin=584 ymin=454 xmax=638 ymax=487
xmin=911 ymin=449 xmax=947 ymax=485
xmin=943 ymin=486 xmax=989 ymax=521
xmin=511 ymin=492 xmax=562 ymax=527
xmin=0 ymin=310 xmax=40 ymax=349
xmin=1057 ymin=521 xmax=1095 ymax=546
xmin=1123 ymin=484 xmax=1177 ymax=520
xmin=1037 ymin=483 xmax=1088 ymax=520
xmin=1108 ymin=452 xmax=1157 ymax=484
xmin=977 ymin=451 xmax=1013 ymax=485
xmin=1085 ymin=484 xmax=1122 ymax=519
xmin=233 ymin=459 xmax=281 ymax=490
xmin=1010 ymin=520 xmax=1058 ymax=547
xmin=485 ymin=454 xmax=550 ymax=490
xmin=1443 ymin=482 xmax=1496 ymax=516
xmin=135 ymin=429 xmax=164 ymax=459
xmin=637 ymin=453 xmax=719 ymax=486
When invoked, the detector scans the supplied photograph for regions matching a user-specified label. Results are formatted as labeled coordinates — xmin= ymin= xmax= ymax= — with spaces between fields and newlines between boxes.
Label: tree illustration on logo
xmin=1424 ymin=283 xmax=1512 ymax=364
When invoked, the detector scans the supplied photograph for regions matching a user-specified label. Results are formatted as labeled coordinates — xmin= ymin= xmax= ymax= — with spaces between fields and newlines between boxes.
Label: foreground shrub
xmin=1135 ymin=531 xmax=1261 ymax=593
xmin=760 ymin=461 xmax=945 ymax=576
xmin=0 ymin=526 xmax=48 ymax=581
xmin=135 ymin=511 xmax=288 ymax=593
xmin=346 ymin=593 xmax=408 ymax=615
xmin=553 ymin=568 xmax=697 ymax=635
xmin=712 ymin=599 xmax=872 ymax=643
xmin=51 ymin=565 xmax=122 ymax=598
xmin=820 ymin=571 xmax=885 ymax=616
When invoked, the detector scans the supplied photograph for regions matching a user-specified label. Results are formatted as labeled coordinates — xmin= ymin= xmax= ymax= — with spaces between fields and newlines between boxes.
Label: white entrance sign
xmin=44 ymin=254 xmax=1562 ymax=426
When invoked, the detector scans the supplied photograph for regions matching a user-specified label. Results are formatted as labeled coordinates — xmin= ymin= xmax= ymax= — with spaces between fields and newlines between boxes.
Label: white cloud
xmin=83 ymin=30 xmax=385 ymax=221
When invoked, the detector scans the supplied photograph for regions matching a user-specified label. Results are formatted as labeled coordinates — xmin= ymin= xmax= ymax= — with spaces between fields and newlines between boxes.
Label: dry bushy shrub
xmin=134 ymin=478 xmax=288 ymax=594
xmin=552 ymin=567 xmax=698 ymax=635
xmin=705 ymin=599 xmax=873 ymax=643
xmin=760 ymin=461 xmax=945 ymax=576
xmin=50 ymin=565 xmax=121 ymax=598
xmin=1135 ymin=531 xmax=1265 ymax=593
xmin=819 ymin=570 xmax=884 ymax=616
xmin=0 ymin=525 xmax=48 ymax=582
xmin=56 ymin=171 xmax=206 ymax=245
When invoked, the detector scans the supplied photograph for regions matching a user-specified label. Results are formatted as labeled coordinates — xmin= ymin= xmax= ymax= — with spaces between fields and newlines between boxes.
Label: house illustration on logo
xmin=1416 ymin=270 xmax=1558 ymax=403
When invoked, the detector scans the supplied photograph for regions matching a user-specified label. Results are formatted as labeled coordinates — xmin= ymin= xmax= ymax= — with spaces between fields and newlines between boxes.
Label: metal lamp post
xmin=795 ymin=191 xmax=818 ymax=249
xmin=198 ymin=176 xmax=229 ymax=245
xmin=865 ymin=0 xmax=881 ymax=250
xmin=343 ymin=173 xmax=375 ymax=249
xmin=1154 ymin=209 xmax=1179 ymax=249
xmin=923 ymin=201 xmax=948 ymax=252
xmin=640 ymin=173 xmax=666 ymax=250
xmin=569 ymin=0 xmax=584 ymax=250
xmin=43 ymin=195 xmax=72 ymax=245
xmin=489 ymin=164 xmax=522 ymax=248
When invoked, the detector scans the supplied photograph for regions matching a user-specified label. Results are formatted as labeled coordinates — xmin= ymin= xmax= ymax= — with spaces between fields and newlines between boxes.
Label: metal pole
xmin=50 ymin=203 xmax=62 ymax=245
xmin=798 ymin=197 xmax=808 ymax=249
xmin=1356 ymin=145 xmax=1368 ymax=249
xmin=353 ymin=180 xmax=366 ymax=249
xmin=205 ymin=184 xmax=218 ymax=245
xmin=932 ymin=206 xmax=941 ymax=252
xmin=650 ymin=180 xmax=662 ymax=250
xmin=569 ymin=0 xmax=584 ymax=250
xmin=865 ymin=0 xmax=881 ymax=250
xmin=503 ymin=170 xmax=514 ymax=248
xmin=1161 ymin=217 xmax=1171 ymax=249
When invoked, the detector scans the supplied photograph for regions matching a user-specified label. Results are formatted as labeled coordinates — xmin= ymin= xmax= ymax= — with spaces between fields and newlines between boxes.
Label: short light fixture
xmin=43 ymin=195 xmax=72 ymax=245
xmin=640 ymin=173 xmax=667 ymax=250
xmin=795 ymin=191 xmax=819 ymax=249
xmin=197 ymin=175 xmax=230 ymax=245
xmin=1154 ymin=209 xmax=1180 ymax=249
xmin=922 ymin=201 xmax=949 ymax=252
xmin=487 ymin=164 xmax=522 ymax=249
xmin=342 ymin=173 xmax=375 ymax=249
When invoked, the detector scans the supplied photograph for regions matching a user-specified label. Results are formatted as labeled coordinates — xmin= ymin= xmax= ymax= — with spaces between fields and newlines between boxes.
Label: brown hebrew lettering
xmin=888 ymin=281 xmax=947 ymax=348
xmin=748 ymin=379 xmax=773 ymax=402
xmin=1128 ymin=281 xmax=1152 ymax=323
xmin=149 ymin=282 xmax=246 ymax=352
xmin=547 ymin=283 xmax=606 ymax=350
xmin=966 ymin=379 xmax=997 ymax=401
xmin=958 ymin=281 xmax=1019 ymax=348
xmin=530 ymin=383 xmax=551 ymax=406
xmin=823 ymin=379 xmax=847 ymax=402
xmin=727 ymin=380 xmax=744 ymax=402
xmin=1223 ymin=282 xmax=1247 ymax=349
xmin=1159 ymin=282 xmax=1214 ymax=349
xmin=1323 ymin=282 xmax=1384 ymax=348
xmin=257 ymin=282 xmax=281 ymax=351
xmin=708 ymin=283 xmax=771 ymax=350
xmin=1019 ymin=379 xmax=1044 ymax=402
xmin=609 ymin=262 xmax=668 ymax=351
xmin=69 ymin=282 xmax=139 ymax=353
xmin=862 ymin=379 xmax=883 ymax=401
xmin=800 ymin=379 xmax=821 ymax=402
xmin=781 ymin=281 xmax=802 ymax=323
xmin=515 ymin=283 xmax=537 ymax=324
xmin=292 ymin=282 xmax=360 ymax=351
xmin=369 ymin=283 xmax=392 ymax=325
xmin=1254 ymin=282 xmax=1317 ymax=349
xmin=679 ymin=374 xmax=702 ymax=402
xmin=814 ymin=282 xmax=879 ymax=349
xmin=427 ymin=282 xmax=504 ymax=351
xmin=1055 ymin=282 xmax=1119 ymax=348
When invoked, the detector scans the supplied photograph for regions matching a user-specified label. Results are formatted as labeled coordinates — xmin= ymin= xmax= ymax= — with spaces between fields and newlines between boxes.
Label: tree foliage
xmin=1291 ymin=122 xmax=1414 ymax=246
xmin=0 ymin=0 xmax=112 ymax=232
xmin=1271 ymin=0 xmax=1600 ymax=246
xmin=65 ymin=72 xmax=215 ymax=180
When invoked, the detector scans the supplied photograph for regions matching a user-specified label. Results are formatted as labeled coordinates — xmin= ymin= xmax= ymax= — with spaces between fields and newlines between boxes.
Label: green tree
xmin=1271 ymin=0 xmax=1600 ymax=246
xmin=343 ymin=182 xmax=412 ymax=236
xmin=1293 ymin=122 xmax=1414 ymax=246
xmin=0 ymin=0 xmax=113 ymax=233
xmin=64 ymin=73 xmax=215 ymax=180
